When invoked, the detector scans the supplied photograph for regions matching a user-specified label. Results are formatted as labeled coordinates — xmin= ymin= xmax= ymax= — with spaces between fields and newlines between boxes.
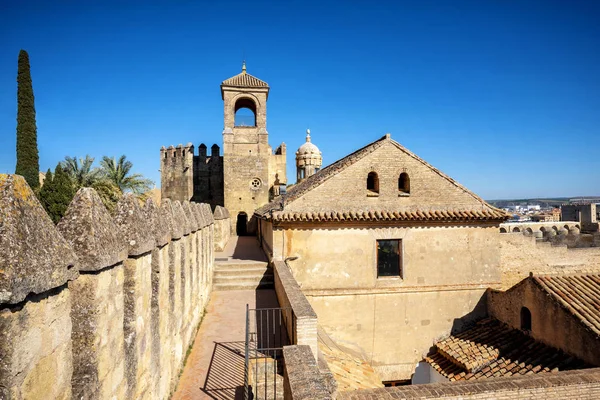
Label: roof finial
xmin=306 ymin=129 xmax=311 ymax=142
xmin=242 ymin=60 xmax=247 ymax=74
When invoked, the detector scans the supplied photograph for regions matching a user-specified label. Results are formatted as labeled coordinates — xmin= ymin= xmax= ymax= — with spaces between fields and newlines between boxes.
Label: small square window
xmin=377 ymin=239 xmax=402 ymax=278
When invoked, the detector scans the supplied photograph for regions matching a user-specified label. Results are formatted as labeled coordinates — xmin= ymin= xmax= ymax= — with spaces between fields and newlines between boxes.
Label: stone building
xmin=255 ymin=133 xmax=509 ymax=380
xmin=161 ymin=63 xmax=287 ymax=235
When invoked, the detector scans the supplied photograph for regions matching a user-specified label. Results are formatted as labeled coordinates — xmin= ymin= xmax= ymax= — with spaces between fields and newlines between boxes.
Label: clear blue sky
xmin=1 ymin=0 xmax=598 ymax=199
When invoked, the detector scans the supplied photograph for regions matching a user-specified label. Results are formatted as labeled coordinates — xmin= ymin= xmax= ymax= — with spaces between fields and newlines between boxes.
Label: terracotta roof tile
xmin=533 ymin=274 xmax=600 ymax=336
xmin=265 ymin=208 xmax=507 ymax=223
xmin=221 ymin=72 xmax=269 ymax=88
xmin=426 ymin=318 xmax=589 ymax=381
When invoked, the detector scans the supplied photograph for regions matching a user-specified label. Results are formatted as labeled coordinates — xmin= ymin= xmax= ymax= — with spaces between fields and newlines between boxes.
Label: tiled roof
xmin=255 ymin=134 xmax=509 ymax=222
xmin=268 ymin=208 xmax=507 ymax=223
xmin=221 ymin=72 xmax=269 ymax=88
xmin=426 ymin=318 xmax=588 ymax=381
xmin=533 ymin=275 xmax=600 ymax=336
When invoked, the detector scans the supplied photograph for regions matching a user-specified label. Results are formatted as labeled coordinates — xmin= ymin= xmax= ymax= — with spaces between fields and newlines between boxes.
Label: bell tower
xmin=221 ymin=62 xmax=283 ymax=235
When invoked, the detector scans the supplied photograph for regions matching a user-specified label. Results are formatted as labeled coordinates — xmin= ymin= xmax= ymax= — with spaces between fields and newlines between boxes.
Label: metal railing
xmin=245 ymin=305 xmax=292 ymax=400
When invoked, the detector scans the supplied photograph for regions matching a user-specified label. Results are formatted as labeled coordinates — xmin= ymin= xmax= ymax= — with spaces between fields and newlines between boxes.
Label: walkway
xmin=172 ymin=237 xmax=279 ymax=400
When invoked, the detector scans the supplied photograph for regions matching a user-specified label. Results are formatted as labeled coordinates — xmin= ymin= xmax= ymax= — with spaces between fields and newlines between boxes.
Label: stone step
xmin=214 ymin=281 xmax=274 ymax=291
xmin=214 ymin=265 xmax=271 ymax=276
xmin=215 ymin=260 xmax=268 ymax=268
xmin=213 ymin=274 xmax=274 ymax=285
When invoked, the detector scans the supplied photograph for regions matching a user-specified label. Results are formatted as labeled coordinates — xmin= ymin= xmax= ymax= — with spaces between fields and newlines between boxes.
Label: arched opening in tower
xmin=234 ymin=97 xmax=257 ymax=127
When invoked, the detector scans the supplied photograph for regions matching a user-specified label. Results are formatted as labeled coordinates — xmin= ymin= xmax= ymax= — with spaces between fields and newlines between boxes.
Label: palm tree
xmin=60 ymin=155 xmax=102 ymax=188
xmin=99 ymin=155 xmax=153 ymax=195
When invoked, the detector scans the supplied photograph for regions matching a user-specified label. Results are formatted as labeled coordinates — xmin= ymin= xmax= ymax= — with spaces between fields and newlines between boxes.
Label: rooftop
xmin=221 ymin=61 xmax=269 ymax=94
xmin=426 ymin=318 xmax=589 ymax=381
xmin=533 ymin=274 xmax=600 ymax=336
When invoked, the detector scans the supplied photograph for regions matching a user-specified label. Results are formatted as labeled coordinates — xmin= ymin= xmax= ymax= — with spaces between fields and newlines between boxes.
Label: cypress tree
xmin=15 ymin=49 xmax=40 ymax=190
xmin=39 ymin=165 xmax=75 ymax=224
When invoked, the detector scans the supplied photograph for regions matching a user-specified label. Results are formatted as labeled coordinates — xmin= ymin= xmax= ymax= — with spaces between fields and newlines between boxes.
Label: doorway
xmin=236 ymin=212 xmax=248 ymax=236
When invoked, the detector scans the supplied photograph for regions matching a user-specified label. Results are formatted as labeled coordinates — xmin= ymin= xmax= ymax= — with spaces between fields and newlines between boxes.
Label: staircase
xmin=214 ymin=236 xmax=274 ymax=291
xmin=214 ymin=260 xmax=274 ymax=291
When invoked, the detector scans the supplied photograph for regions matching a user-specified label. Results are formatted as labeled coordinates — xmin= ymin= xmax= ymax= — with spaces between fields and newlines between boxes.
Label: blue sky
xmin=0 ymin=0 xmax=598 ymax=199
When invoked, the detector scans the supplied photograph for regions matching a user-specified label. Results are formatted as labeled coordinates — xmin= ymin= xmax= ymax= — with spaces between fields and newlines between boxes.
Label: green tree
xmin=60 ymin=155 xmax=102 ymax=188
xmin=38 ymin=164 xmax=75 ymax=224
xmin=99 ymin=155 xmax=153 ymax=195
xmin=15 ymin=49 xmax=40 ymax=190
xmin=90 ymin=179 xmax=122 ymax=213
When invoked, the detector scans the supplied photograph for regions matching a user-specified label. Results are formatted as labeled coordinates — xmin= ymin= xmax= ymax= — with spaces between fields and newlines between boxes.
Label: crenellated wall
xmin=0 ymin=174 xmax=226 ymax=400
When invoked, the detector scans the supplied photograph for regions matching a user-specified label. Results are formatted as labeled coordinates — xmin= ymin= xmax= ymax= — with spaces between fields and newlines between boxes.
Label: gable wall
xmin=285 ymin=141 xmax=488 ymax=213
xmin=488 ymin=280 xmax=600 ymax=366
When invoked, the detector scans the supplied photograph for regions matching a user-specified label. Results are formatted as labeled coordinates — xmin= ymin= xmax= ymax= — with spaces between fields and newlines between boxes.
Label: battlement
xmin=0 ymin=174 xmax=231 ymax=399
xmin=161 ymin=143 xmax=223 ymax=160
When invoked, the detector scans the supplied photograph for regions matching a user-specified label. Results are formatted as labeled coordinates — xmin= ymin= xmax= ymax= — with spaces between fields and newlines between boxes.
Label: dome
xmin=296 ymin=129 xmax=321 ymax=156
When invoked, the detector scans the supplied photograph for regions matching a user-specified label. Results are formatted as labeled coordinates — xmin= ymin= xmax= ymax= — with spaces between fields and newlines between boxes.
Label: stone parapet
xmin=114 ymin=193 xmax=156 ymax=256
xmin=213 ymin=206 xmax=231 ymax=252
xmin=58 ymin=187 xmax=127 ymax=272
xmin=283 ymin=345 xmax=332 ymax=400
xmin=0 ymin=174 xmax=78 ymax=304
xmin=213 ymin=205 xmax=230 ymax=220
xmin=174 ymin=200 xmax=193 ymax=236
xmin=336 ymin=367 xmax=600 ymax=399
xmin=161 ymin=199 xmax=183 ymax=240
xmin=144 ymin=198 xmax=171 ymax=248
xmin=182 ymin=201 xmax=199 ymax=232
xmin=273 ymin=261 xmax=318 ymax=358
xmin=0 ymin=175 xmax=217 ymax=400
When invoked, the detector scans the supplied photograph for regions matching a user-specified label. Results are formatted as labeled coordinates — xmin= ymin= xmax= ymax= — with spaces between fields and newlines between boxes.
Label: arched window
xmin=398 ymin=173 xmax=410 ymax=194
xmin=234 ymin=98 xmax=257 ymax=127
xmin=367 ymin=172 xmax=379 ymax=194
xmin=521 ymin=306 xmax=532 ymax=331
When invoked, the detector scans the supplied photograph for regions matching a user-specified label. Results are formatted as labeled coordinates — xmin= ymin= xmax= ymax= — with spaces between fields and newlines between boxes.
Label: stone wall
xmin=499 ymin=233 xmax=600 ymax=289
xmin=0 ymin=174 xmax=222 ymax=400
xmin=336 ymin=368 xmax=600 ymax=400
xmin=487 ymin=278 xmax=600 ymax=367
xmin=283 ymin=345 xmax=332 ymax=400
xmin=273 ymin=261 xmax=318 ymax=358
xmin=213 ymin=205 xmax=231 ymax=251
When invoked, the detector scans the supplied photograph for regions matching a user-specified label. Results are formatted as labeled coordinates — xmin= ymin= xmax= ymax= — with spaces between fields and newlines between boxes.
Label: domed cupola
xmin=296 ymin=129 xmax=322 ymax=183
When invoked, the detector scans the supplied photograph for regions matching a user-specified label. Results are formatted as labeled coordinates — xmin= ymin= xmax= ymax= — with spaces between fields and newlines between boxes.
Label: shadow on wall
xmin=450 ymin=292 xmax=488 ymax=335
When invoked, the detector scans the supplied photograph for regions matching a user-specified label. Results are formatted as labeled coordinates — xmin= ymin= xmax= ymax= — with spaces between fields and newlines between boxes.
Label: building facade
xmin=255 ymin=134 xmax=508 ymax=380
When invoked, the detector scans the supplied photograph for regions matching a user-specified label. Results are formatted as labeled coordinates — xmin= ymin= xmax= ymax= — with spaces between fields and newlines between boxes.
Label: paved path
xmin=172 ymin=237 xmax=278 ymax=400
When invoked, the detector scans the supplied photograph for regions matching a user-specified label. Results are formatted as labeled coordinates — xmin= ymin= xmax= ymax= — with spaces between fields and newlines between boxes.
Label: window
xmin=298 ymin=168 xmax=305 ymax=180
xmin=377 ymin=239 xmax=402 ymax=278
xmin=521 ymin=307 xmax=531 ymax=331
xmin=367 ymin=172 xmax=379 ymax=194
xmin=250 ymin=178 xmax=261 ymax=190
xmin=399 ymin=173 xmax=410 ymax=194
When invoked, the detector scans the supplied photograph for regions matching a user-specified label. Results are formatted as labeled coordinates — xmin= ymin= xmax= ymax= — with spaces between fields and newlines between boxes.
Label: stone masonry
xmin=0 ymin=173 xmax=229 ymax=400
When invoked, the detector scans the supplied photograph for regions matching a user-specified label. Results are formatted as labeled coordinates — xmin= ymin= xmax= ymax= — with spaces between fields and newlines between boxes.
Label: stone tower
xmin=295 ymin=129 xmax=322 ymax=183
xmin=160 ymin=143 xmax=195 ymax=201
xmin=221 ymin=62 xmax=286 ymax=235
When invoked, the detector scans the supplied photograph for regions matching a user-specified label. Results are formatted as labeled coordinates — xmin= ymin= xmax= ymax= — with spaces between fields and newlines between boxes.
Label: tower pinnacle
xmin=242 ymin=60 xmax=247 ymax=74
